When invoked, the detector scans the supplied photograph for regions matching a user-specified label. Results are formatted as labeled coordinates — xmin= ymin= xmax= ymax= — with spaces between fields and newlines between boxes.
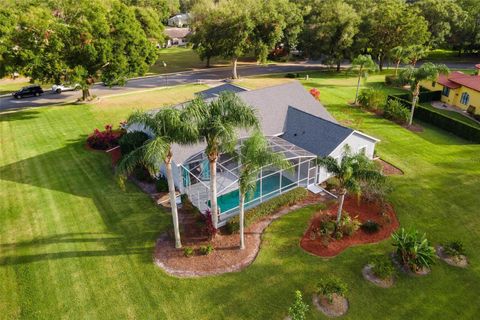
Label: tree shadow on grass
xmin=0 ymin=138 xmax=169 ymax=266
xmin=0 ymin=109 xmax=41 ymax=122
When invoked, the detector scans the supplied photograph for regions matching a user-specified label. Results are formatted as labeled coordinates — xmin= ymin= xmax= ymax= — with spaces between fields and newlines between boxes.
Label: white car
xmin=51 ymin=83 xmax=80 ymax=94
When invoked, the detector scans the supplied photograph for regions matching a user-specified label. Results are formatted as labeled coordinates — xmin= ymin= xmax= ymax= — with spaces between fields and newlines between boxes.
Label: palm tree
xmin=389 ymin=46 xmax=408 ymax=76
xmin=406 ymin=45 xmax=428 ymax=67
xmin=186 ymin=91 xmax=259 ymax=229
xmin=317 ymin=147 xmax=383 ymax=225
xmin=116 ymin=108 xmax=198 ymax=249
xmin=400 ymin=62 xmax=449 ymax=126
xmin=237 ymin=132 xmax=290 ymax=249
xmin=351 ymin=54 xmax=378 ymax=105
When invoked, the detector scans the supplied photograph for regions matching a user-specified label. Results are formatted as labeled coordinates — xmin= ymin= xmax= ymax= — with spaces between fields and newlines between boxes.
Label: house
xmin=128 ymin=82 xmax=379 ymax=226
xmin=421 ymin=64 xmax=480 ymax=116
xmin=167 ymin=13 xmax=190 ymax=27
xmin=164 ymin=27 xmax=190 ymax=47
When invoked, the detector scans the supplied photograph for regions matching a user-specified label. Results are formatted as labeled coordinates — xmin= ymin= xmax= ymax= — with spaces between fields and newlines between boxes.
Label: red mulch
xmin=300 ymin=197 xmax=399 ymax=257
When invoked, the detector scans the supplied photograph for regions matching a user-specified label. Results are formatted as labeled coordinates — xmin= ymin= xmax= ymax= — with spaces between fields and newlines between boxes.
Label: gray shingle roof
xmin=171 ymin=81 xmax=343 ymax=164
xmin=196 ymin=83 xmax=248 ymax=99
xmin=281 ymin=107 xmax=353 ymax=157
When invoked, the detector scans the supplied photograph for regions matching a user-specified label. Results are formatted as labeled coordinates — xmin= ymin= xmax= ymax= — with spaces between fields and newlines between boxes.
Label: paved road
xmin=1 ymin=60 xmax=477 ymax=112
xmin=0 ymin=64 xmax=325 ymax=111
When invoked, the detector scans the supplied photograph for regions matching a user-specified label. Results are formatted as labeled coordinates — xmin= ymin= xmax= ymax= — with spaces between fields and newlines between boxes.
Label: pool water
xmin=216 ymin=173 xmax=295 ymax=214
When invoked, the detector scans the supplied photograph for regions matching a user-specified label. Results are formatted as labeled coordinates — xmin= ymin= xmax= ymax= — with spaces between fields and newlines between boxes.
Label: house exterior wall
xmin=316 ymin=133 xmax=377 ymax=183
xmin=421 ymin=81 xmax=480 ymax=115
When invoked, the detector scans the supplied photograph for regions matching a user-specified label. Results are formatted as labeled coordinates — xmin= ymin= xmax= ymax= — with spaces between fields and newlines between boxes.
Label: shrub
xmin=317 ymin=276 xmax=348 ymax=303
xmin=285 ymin=73 xmax=297 ymax=78
xmin=87 ymin=124 xmax=122 ymax=150
xmin=357 ymin=88 xmax=385 ymax=111
xmin=132 ymin=166 xmax=154 ymax=182
xmin=383 ymin=99 xmax=410 ymax=124
xmin=443 ymin=240 xmax=466 ymax=257
xmin=338 ymin=213 xmax=361 ymax=236
xmin=385 ymin=75 xmax=408 ymax=87
xmin=361 ymin=220 xmax=381 ymax=234
xmin=118 ymin=131 xmax=149 ymax=155
xmin=370 ymin=255 xmax=396 ymax=279
xmin=391 ymin=228 xmax=436 ymax=272
xmin=199 ymin=244 xmax=214 ymax=255
xmin=288 ymin=290 xmax=309 ymax=320
xmin=226 ymin=187 xmax=309 ymax=233
xmin=183 ymin=247 xmax=194 ymax=257
xmin=203 ymin=209 xmax=218 ymax=239
xmin=155 ymin=176 xmax=169 ymax=192
xmin=361 ymin=178 xmax=393 ymax=212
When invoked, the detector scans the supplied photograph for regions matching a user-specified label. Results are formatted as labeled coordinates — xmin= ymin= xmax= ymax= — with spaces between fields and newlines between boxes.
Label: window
xmin=442 ymin=86 xmax=450 ymax=97
xmin=460 ymin=92 xmax=470 ymax=105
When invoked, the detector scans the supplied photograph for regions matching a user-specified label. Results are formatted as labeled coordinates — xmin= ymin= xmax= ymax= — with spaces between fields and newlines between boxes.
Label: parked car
xmin=12 ymin=85 xmax=44 ymax=99
xmin=51 ymin=83 xmax=80 ymax=94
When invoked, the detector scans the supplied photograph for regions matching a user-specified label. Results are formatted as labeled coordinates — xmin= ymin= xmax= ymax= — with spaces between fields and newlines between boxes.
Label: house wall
xmin=422 ymin=80 xmax=480 ymax=115
xmin=317 ymin=133 xmax=377 ymax=183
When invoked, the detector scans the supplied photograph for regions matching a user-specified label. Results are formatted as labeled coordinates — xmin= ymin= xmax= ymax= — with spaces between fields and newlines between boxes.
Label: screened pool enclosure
xmin=180 ymin=136 xmax=318 ymax=226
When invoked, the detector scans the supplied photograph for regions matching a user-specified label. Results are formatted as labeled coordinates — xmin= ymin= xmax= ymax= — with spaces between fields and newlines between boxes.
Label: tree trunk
xmin=232 ymin=57 xmax=238 ymax=79
xmin=409 ymin=84 xmax=420 ymax=126
xmin=239 ymin=193 xmax=245 ymax=250
xmin=378 ymin=54 xmax=384 ymax=71
xmin=206 ymin=56 xmax=211 ymax=68
xmin=336 ymin=60 xmax=341 ymax=72
xmin=166 ymin=156 xmax=182 ymax=249
xmin=82 ymin=88 xmax=90 ymax=101
xmin=209 ymin=157 xmax=219 ymax=229
xmin=336 ymin=191 xmax=346 ymax=225
xmin=395 ymin=60 xmax=400 ymax=76
xmin=354 ymin=67 xmax=363 ymax=105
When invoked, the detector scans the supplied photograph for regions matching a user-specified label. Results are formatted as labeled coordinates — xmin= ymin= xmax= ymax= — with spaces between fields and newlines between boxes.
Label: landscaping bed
xmin=375 ymin=159 xmax=403 ymax=176
xmin=154 ymin=193 xmax=329 ymax=277
xmin=300 ymin=197 xmax=399 ymax=257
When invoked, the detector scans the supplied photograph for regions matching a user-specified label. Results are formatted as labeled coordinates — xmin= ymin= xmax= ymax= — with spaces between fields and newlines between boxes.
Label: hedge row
xmin=226 ymin=187 xmax=309 ymax=233
xmin=387 ymin=95 xmax=480 ymax=143
xmin=388 ymin=90 xmax=441 ymax=104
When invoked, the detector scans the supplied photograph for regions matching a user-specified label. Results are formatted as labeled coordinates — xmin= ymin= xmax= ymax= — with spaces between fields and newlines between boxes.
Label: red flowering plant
xmin=202 ymin=209 xmax=218 ymax=240
xmin=309 ymin=88 xmax=320 ymax=100
xmin=87 ymin=124 xmax=123 ymax=150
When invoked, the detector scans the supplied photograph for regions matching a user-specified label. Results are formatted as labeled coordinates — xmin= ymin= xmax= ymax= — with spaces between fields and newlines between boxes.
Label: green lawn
xmin=1 ymin=74 xmax=480 ymax=319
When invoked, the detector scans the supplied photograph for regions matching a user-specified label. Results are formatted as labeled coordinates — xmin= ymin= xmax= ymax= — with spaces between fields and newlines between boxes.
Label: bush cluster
xmin=288 ymin=290 xmax=309 ymax=320
xmin=285 ymin=72 xmax=301 ymax=78
xmin=385 ymin=75 xmax=409 ymax=87
xmin=87 ymin=124 xmax=123 ymax=150
xmin=443 ymin=240 xmax=466 ymax=257
xmin=199 ymin=244 xmax=214 ymax=255
xmin=361 ymin=220 xmax=381 ymax=234
xmin=118 ymin=131 xmax=149 ymax=155
xmin=358 ymin=88 xmax=385 ymax=111
xmin=391 ymin=228 xmax=436 ymax=272
xmin=383 ymin=99 xmax=410 ymax=124
xmin=313 ymin=212 xmax=361 ymax=244
xmin=317 ymin=276 xmax=348 ymax=303
xmin=183 ymin=247 xmax=194 ymax=257
xmin=226 ymin=187 xmax=309 ymax=233
xmin=155 ymin=176 xmax=169 ymax=192
xmin=370 ymin=255 xmax=396 ymax=279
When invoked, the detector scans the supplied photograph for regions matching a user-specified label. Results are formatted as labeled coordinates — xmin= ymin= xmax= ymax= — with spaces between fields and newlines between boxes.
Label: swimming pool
xmin=216 ymin=173 xmax=295 ymax=214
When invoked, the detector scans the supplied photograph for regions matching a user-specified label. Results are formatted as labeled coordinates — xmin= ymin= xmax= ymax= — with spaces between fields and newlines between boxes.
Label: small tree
xmin=351 ymin=54 xmax=378 ymax=105
xmin=317 ymin=146 xmax=384 ymax=226
xmin=406 ymin=45 xmax=428 ymax=67
xmin=389 ymin=46 xmax=409 ymax=76
xmin=237 ymin=132 xmax=290 ymax=249
xmin=400 ymin=62 xmax=449 ymax=126
xmin=288 ymin=290 xmax=309 ymax=320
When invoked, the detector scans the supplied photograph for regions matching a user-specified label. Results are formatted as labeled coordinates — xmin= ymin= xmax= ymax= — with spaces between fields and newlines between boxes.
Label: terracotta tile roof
xmin=437 ymin=71 xmax=480 ymax=92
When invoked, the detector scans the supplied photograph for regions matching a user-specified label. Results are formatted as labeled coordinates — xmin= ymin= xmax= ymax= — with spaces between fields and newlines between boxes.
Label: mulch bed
xmin=312 ymin=294 xmax=349 ymax=317
xmin=300 ymin=197 xmax=399 ymax=257
xmin=404 ymin=123 xmax=424 ymax=132
xmin=375 ymin=159 xmax=403 ymax=176
xmin=154 ymin=193 xmax=331 ymax=277
xmin=362 ymin=264 xmax=395 ymax=288
xmin=436 ymin=246 xmax=468 ymax=268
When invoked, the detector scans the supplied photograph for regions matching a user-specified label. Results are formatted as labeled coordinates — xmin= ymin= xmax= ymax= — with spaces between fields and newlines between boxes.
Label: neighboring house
xmin=167 ymin=13 xmax=190 ymax=27
xmin=128 ymin=82 xmax=379 ymax=226
xmin=421 ymin=64 xmax=480 ymax=116
xmin=164 ymin=27 xmax=190 ymax=47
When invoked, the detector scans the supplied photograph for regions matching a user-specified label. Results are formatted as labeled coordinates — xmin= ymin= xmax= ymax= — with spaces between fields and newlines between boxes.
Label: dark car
xmin=12 ymin=85 xmax=44 ymax=99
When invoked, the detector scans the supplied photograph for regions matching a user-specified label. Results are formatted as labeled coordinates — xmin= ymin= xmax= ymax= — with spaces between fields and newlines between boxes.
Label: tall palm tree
xmin=186 ymin=91 xmax=259 ymax=228
xmin=400 ymin=62 xmax=449 ymax=126
xmin=351 ymin=54 xmax=378 ymax=105
xmin=389 ymin=46 xmax=408 ymax=76
xmin=317 ymin=147 xmax=383 ymax=225
xmin=116 ymin=108 xmax=198 ymax=249
xmin=237 ymin=132 xmax=290 ymax=249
